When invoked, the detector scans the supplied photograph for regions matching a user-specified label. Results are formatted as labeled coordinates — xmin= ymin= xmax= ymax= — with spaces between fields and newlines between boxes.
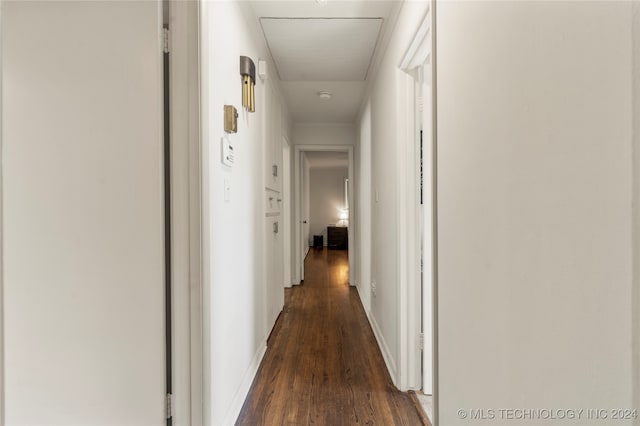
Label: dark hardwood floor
xmin=236 ymin=248 xmax=424 ymax=425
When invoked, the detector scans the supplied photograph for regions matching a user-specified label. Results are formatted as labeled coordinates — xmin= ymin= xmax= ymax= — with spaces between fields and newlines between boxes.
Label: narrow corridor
xmin=237 ymin=248 xmax=423 ymax=425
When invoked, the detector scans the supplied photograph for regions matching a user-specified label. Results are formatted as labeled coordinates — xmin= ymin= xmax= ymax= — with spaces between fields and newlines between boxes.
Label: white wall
xmin=309 ymin=167 xmax=348 ymax=245
xmin=358 ymin=0 xmax=429 ymax=387
xmin=2 ymin=2 xmax=166 ymax=424
xmin=200 ymin=2 xmax=289 ymax=423
xmin=633 ymin=3 xmax=640 ymax=424
xmin=293 ymin=122 xmax=356 ymax=146
xmin=437 ymin=2 xmax=633 ymax=425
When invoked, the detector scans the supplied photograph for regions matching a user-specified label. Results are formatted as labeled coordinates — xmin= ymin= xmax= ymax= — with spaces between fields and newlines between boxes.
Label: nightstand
xmin=327 ymin=226 xmax=348 ymax=249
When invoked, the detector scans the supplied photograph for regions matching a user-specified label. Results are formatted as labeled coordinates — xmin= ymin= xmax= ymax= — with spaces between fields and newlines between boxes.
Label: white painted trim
xmin=395 ymin=69 xmax=409 ymax=391
xmin=399 ymin=4 xmax=432 ymax=72
xmin=283 ymin=137 xmax=293 ymax=288
xmin=294 ymin=149 xmax=303 ymax=284
xmin=397 ymin=6 xmax=435 ymax=397
xmin=221 ymin=344 xmax=267 ymax=426
xmin=188 ymin=2 xmax=204 ymax=424
xmin=0 ymin=1 xmax=4 ymax=421
xmin=198 ymin=1 xmax=212 ymax=424
xmin=420 ymin=69 xmax=435 ymax=397
xmin=430 ymin=3 xmax=439 ymax=424
xmin=170 ymin=1 xmax=202 ymax=424
xmin=294 ymin=145 xmax=355 ymax=286
xmin=393 ymin=69 xmax=422 ymax=392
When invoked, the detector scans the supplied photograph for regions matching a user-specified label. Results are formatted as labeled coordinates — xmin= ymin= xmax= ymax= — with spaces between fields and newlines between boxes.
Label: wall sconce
xmin=240 ymin=56 xmax=256 ymax=112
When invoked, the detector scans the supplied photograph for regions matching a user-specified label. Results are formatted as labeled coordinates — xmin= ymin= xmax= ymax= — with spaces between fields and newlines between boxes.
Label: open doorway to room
xmin=294 ymin=146 xmax=355 ymax=286
xmin=306 ymin=152 xmax=349 ymax=251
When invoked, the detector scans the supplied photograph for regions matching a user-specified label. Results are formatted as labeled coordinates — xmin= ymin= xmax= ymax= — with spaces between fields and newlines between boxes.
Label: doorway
xmin=294 ymin=146 xmax=355 ymax=285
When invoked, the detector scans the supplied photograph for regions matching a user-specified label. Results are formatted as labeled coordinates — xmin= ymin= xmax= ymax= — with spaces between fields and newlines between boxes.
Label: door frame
xmin=398 ymin=1 xmax=438 ymax=423
xmin=167 ymin=1 xmax=202 ymax=424
xmin=282 ymin=137 xmax=293 ymax=288
xmin=0 ymin=2 xmax=5 ymax=421
xmin=294 ymin=145 xmax=355 ymax=285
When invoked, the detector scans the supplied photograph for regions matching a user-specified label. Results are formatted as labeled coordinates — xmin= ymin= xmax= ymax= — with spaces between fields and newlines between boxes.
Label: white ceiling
xmin=282 ymin=81 xmax=366 ymax=122
xmin=261 ymin=18 xmax=382 ymax=81
xmin=248 ymin=0 xmax=401 ymax=124
xmin=304 ymin=151 xmax=349 ymax=169
xmin=249 ymin=1 xmax=400 ymax=20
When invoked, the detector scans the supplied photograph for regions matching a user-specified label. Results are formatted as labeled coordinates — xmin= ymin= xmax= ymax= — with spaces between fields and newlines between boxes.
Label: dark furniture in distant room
xmin=313 ymin=235 xmax=324 ymax=248
xmin=327 ymin=226 xmax=348 ymax=249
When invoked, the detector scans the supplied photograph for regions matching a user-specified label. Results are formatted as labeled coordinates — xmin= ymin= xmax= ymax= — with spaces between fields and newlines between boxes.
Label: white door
xmin=2 ymin=1 xmax=166 ymax=424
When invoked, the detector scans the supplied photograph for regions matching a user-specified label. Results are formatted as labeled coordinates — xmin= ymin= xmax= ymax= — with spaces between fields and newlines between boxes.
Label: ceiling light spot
xmin=318 ymin=90 xmax=332 ymax=100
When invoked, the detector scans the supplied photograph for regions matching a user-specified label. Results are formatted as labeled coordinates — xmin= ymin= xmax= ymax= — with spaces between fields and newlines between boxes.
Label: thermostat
xmin=221 ymin=136 xmax=235 ymax=167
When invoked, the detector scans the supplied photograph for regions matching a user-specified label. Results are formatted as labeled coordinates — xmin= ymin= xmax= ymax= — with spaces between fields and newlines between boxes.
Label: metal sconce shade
xmin=240 ymin=56 xmax=256 ymax=81
xmin=240 ymin=56 xmax=256 ymax=112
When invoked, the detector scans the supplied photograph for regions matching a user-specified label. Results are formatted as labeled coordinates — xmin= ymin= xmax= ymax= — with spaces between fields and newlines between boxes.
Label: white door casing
xmin=283 ymin=139 xmax=293 ymax=288
xmin=398 ymin=1 xmax=435 ymax=398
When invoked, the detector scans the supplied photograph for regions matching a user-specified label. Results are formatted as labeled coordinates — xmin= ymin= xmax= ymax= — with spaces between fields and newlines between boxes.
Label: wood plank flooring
xmin=236 ymin=248 xmax=424 ymax=425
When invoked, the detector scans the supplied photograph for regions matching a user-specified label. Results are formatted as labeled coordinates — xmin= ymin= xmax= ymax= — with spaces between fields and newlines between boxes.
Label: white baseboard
xmin=367 ymin=305 xmax=397 ymax=386
xmin=355 ymin=285 xmax=397 ymax=385
xmin=356 ymin=281 xmax=364 ymax=297
xmin=222 ymin=343 xmax=267 ymax=425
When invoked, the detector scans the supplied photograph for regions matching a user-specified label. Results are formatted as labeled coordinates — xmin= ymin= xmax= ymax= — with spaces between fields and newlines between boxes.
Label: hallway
xmin=237 ymin=248 xmax=423 ymax=425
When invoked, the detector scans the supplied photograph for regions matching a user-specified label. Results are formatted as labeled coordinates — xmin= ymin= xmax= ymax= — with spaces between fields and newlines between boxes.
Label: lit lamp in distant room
xmin=339 ymin=209 xmax=349 ymax=227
